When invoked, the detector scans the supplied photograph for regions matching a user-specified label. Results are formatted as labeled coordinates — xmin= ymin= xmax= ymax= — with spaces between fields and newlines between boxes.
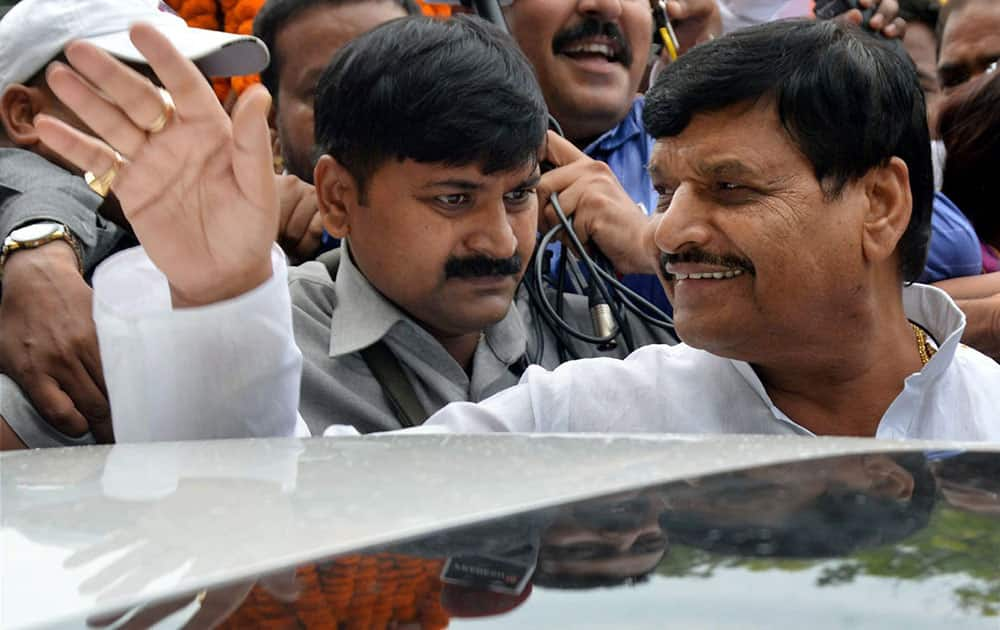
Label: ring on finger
xmin=145 ymin=88 xmax=176 ymax=135
xmin=84 ymin=150 xmax=125 ymax=198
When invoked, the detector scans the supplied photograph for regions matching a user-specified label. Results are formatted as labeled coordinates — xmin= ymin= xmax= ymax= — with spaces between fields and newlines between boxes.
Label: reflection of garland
xmin=219 ymin=553 xmax=450 ymax=629
xmin=167 ymin=0 xmax=451 ymax=101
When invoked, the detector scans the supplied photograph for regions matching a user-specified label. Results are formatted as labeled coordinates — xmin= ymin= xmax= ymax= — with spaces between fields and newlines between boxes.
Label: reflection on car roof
xmin=2 ymin=435 xmax=999 ymax=628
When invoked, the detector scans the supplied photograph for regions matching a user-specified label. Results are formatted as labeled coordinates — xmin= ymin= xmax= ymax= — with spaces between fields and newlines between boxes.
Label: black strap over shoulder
xmin=319 ymin=248 xmax=428 ymax=427
xmin=358 ymin=342 xmax=429 ymax=427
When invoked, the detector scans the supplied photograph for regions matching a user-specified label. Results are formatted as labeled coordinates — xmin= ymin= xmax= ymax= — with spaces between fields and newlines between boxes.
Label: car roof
xmin=2 ymin=434 xmax=998 ymax=628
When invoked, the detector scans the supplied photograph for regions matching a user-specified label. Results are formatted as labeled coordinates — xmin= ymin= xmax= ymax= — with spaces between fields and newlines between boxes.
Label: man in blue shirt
xmin=581 ymin=97 xmax=670 ymax=312
xmin=501 ymin=1 xmax=723 ymax=315
xmin=921 ymin=192 xmax=982 ymax=283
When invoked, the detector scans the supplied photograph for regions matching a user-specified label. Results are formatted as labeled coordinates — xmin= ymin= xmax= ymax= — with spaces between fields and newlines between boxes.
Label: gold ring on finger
xmin=145 ymin=88 xmax=176 ymax=135
xmin=84 ymin=150 xmax=125 ymax=198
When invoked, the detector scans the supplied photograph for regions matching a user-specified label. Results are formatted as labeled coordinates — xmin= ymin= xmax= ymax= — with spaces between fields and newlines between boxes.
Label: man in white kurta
xmin=34 ymin=19 xmax=1000 ymax=444
xmin=93 ymin=251 xmax=1000 ymax=441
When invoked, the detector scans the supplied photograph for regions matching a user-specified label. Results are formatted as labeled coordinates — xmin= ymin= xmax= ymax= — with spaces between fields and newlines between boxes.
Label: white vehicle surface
xmin=3 ymin=434 xmax=999 ymax=628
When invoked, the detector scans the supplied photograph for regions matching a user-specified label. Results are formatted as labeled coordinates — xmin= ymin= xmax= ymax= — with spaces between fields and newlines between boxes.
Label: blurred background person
xmin=252 ymin=0 xmax=420 ymax=262
xmin=936 ymin=0 xmax=1000 ymax=94
xmin=937 ymin=67 xmax=1000 ymax=274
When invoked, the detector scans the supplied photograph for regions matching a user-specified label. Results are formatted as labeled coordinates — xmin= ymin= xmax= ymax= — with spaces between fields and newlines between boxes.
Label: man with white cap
xmin=0 ymin=0 xmax=269 ymax=449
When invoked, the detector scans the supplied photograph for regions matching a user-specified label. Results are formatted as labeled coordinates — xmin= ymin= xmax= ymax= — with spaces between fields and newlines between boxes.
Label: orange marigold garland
xmin=220 ymin=0 xmax=267 ymax=94
xmin=168 ymin=0 xmax=453 ymax=101
xmin=165 ymin=0 xmax=220 ymax=30
xmin=416 ymin=0 xmax=452 ymax=17
xmin=218 ymin=554 xmax=450 ymax=629
xmin=166 ymin=0 xmax=264 ymax=101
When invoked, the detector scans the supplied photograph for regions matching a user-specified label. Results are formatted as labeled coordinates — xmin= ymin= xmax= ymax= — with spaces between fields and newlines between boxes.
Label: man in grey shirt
xmin=0 ymin=149 xmax=130 ymax=448
xmin=255 ymin=15 xmax=673 ymax=436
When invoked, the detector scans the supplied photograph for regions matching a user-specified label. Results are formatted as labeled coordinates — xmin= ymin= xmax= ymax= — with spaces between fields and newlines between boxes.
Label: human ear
xmin=861 ymin=157 xmax=912 ymax=267
xmin=862 ymin=455 xmax=915 ymax=501
xmin=313 ymin=154 xmax=357 ymax=238
xmin=0 ymin=85 xmax=46 ymax=146
xmin=268 ymin=114 xmax=284 ymax=174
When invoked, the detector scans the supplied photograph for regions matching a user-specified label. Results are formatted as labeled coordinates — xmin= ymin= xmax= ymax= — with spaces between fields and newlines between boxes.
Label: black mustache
xmin=552 ymin=18 xmax=633 ymax=67
xmin=661 ymin=250 xmax=756 ymax=276
xmin=445 ymin=254 xmax=523 ymax=279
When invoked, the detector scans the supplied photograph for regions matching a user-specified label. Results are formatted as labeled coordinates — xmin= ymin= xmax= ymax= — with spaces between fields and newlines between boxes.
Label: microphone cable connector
xmin=588 ymin=285 xmax=618 ymax=351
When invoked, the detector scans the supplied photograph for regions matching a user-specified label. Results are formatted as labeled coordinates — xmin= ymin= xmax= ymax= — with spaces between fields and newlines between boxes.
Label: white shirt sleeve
xmin=92 ymin=245 xmax=306 ymax=442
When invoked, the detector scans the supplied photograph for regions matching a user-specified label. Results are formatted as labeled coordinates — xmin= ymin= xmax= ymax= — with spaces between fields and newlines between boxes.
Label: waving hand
xmin=35 ymin=23 xmax=278 ymax=307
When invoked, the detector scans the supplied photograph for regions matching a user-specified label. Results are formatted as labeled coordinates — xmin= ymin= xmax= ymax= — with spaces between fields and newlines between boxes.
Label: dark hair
xmin=24 ymin=52 xmax=67 ymax=87
xmin=660 ymin=453 xmax=937 ymax=558
xmin=938 ymin=70 xmax=1000 ymax=244
xmin=644 ymin=19 xmax=934 ymax=282
xmin=531 ymin=569 xmax=653 ymax=590
xmin=253 ymin=0 xmax=419 ymax=97
xmin=314 ymin=15 xmax=548 ymax=201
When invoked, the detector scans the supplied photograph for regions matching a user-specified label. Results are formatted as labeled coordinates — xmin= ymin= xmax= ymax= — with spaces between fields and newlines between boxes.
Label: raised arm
xmin=35 ymin=24 xmax=277 ymax=303
xmin=34 ymin=25 xmax=302 ymax=441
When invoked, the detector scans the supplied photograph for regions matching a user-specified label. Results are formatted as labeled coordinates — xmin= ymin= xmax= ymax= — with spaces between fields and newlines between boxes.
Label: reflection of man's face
xmin=273 ymin=1 xmax=407 ymax=180
xmin=502 ymin=0 xmax=652 ymax=144
xmin=938 ymin=1 xmax=1000 ymax=93
xmin=662 ymin=456 xmax=916 ymax=529
xmin=939 ymin=481 xmax=1000 ymax=518
xmin=933 ymin=458 xmax=1000 ymax=519
xmin=321 ymin=158 xmax=541 ymax=338
xmin=650 ymin=101 xmax=876 ymax=359
xmin=539 ymin=492 xmax=668 ymax=579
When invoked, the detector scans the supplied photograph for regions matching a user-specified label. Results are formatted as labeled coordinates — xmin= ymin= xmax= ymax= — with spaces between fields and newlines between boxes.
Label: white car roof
xmin=2 ymin=434 xmax=994 ymax=628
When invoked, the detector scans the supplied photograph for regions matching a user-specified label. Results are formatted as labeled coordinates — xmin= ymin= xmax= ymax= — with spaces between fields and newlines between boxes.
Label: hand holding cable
xmin=527 ymin=132 xmax=676 ymax=359
xmin=537 ymin=132 xmax=660 ymax=277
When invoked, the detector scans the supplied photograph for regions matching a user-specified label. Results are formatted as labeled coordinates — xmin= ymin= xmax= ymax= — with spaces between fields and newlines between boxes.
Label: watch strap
xmin=0 ymin=223 xmax=84 ymax=279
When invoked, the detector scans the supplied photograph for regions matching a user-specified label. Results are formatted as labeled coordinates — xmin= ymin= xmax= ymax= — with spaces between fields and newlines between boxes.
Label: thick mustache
xmin=552 ymin=18 xmax=633 ymax=67
xmin=445 ymin=254 xmax=523 ymax=279
xmin=660 ymin=250 xmax=756 ymax=277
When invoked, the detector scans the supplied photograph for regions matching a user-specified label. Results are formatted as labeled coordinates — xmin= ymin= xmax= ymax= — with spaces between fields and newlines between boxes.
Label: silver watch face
xmin=10 ymin=222 xmax=62 ymax=243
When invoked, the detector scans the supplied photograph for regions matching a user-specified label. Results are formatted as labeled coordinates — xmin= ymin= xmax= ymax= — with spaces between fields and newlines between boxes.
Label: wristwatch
xmin=0 ymin=222 xmax=84 ymax=279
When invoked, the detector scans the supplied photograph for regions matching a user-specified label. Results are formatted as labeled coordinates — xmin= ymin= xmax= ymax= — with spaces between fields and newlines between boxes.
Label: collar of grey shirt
xmin=327 ymin=240 xmax=527 ymax=367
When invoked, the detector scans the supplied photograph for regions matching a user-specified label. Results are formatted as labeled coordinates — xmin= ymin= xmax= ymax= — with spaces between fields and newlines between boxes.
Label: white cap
xmin=0 ymin=0 xmax=270 ymax=93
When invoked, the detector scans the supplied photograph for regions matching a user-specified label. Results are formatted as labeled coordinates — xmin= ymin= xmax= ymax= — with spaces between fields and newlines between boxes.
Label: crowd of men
xmin=0 ymin=0 xmax=998 ymax=449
